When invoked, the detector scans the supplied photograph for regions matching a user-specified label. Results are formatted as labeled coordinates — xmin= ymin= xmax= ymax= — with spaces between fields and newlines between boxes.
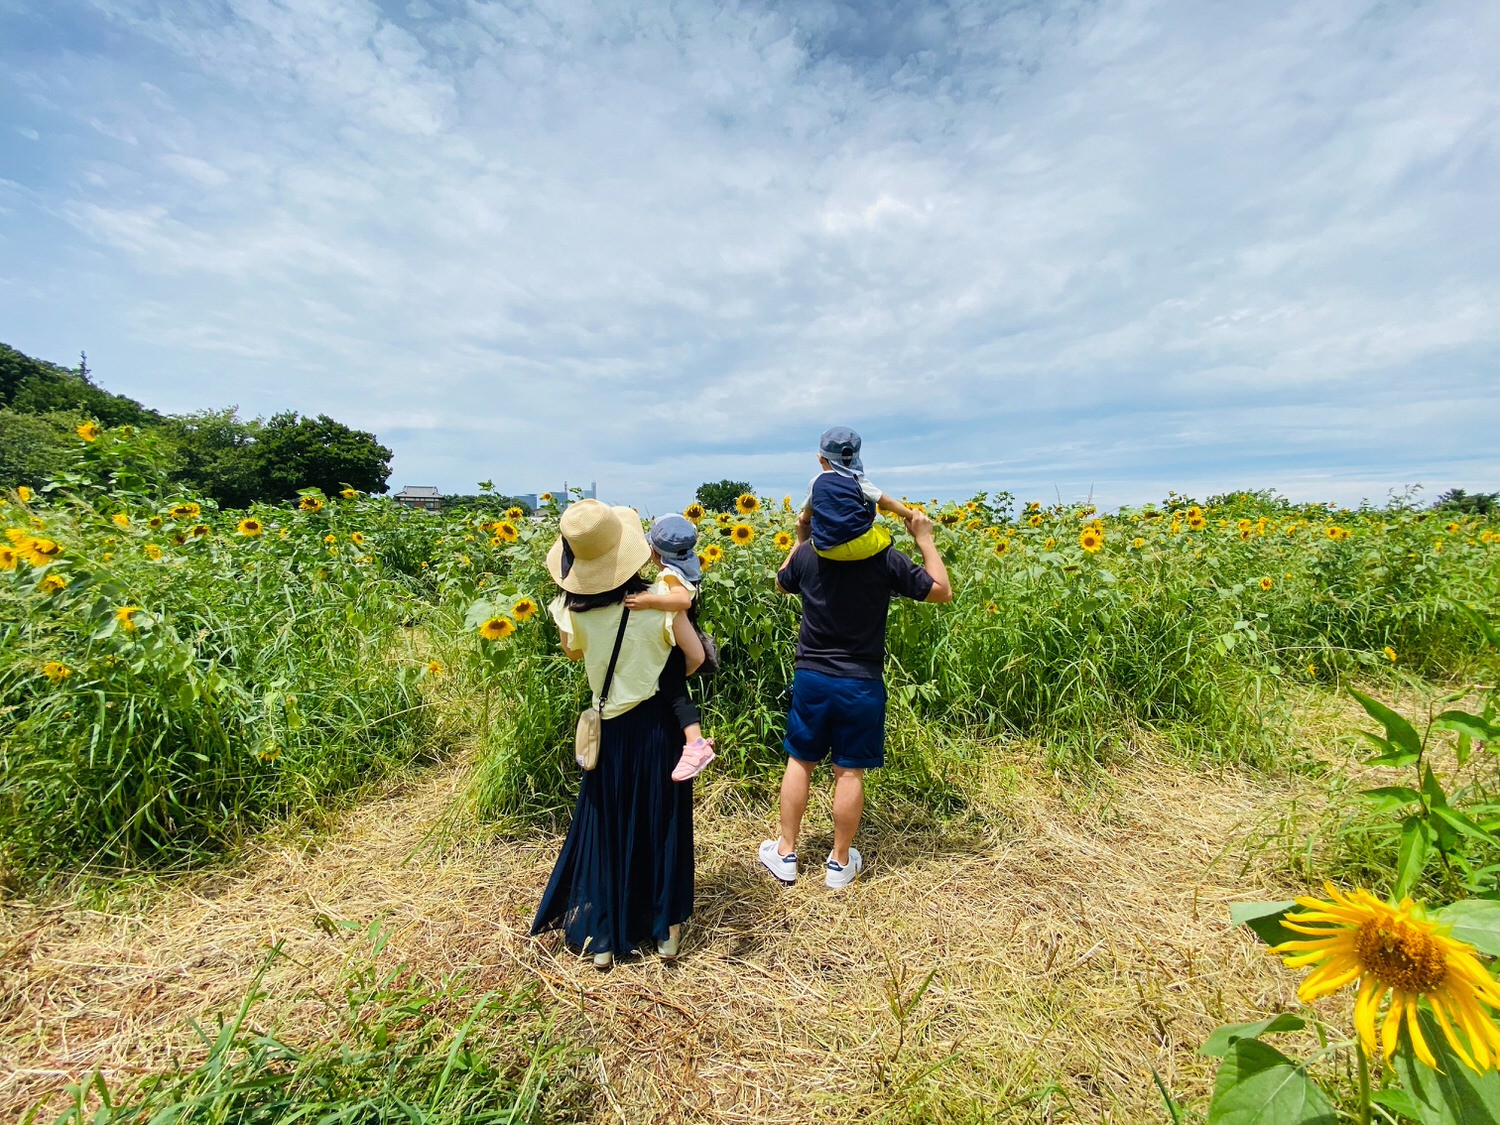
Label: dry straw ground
xmin=1 ymin=740 xmax=1344 ymax=1124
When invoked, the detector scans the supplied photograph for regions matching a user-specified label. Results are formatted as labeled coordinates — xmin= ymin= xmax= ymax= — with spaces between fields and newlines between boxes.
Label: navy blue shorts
xmin=784 ymin=668 xmax=887 ymax=770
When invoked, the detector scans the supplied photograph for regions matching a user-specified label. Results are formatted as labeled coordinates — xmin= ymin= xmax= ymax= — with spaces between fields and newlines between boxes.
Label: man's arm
xmin=904 ymin=510 xmax=952 ymax=603
xmin=672 ymin=612 xmax=705 ymax=674
xmin=775 ymin=509 xmax=811 ymax=595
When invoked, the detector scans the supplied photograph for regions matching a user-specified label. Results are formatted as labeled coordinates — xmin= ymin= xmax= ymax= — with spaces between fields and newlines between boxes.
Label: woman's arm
xmin=672 ymin=612 xmax=705 ymax=675
xmin=558 ymin=629 xmax=584 ymax=660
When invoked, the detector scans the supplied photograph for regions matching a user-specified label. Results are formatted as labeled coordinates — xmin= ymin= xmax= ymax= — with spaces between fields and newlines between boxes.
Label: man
xmin=760 ymin=467 xmax=952 ymax=889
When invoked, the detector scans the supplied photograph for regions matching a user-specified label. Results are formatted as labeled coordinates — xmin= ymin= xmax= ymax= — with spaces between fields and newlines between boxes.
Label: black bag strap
xmin=597 ymin=606 xmax=631 ymax=711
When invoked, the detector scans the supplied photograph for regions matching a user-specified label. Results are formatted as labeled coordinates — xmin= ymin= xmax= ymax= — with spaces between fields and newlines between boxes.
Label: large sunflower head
xmin=341 ymin=488 xmax=358 ymax=499
xmin=478 ymin=616 xmax=515 ymax=641
xmin=702 ymin=544 xmax=724 ymax=565
xmin=1187 ymin=514 xmax=1207 ymax=531
xmin=1028 ymin=514 xmax=1043 ymax=528
xmin=736 ymin=493 xmax=760 ymax=515
xmin=731 ymin=523 xmax=755 ymax=545
xmin=1079 ymin=528 xmax=1103 ymax=553
xmin=1272 ymin=884 xmax=1500 ymax=1071
xmin=993 ymin=539 xmax=1009 ymax=557
xmin=506 ymin=506 xmax=525 ymax=520
xmin=0 ymin=546 xmax=16 ymax=570
xmin=169 ymin=502 xmax=201 ymax=520
xmin=716 ymin=512 xmax=733 ymax=527
xmin=237 ymin=517 xmax=264 ymax=537
xmin=1259 ymin=576 xmax=1274 ymax=591
xmin=494 ymin=521 xmax=518 ymax=543
xmin=43 ymin=661 xmax=71 ymax=683
xmin=774 ymin=531 xmax=794 ymax=550
xmin=299 ymin=495 xmax=325 ymax=513
xmin=76 ymin=421 xmax=100 ymax=442
xmin=684 ymin=503 xmax=706 ymax=523
xmin=512 ymin=597 xmax=538 ymax=621
xmin=39 ymin=573 xmax=69 ymax=594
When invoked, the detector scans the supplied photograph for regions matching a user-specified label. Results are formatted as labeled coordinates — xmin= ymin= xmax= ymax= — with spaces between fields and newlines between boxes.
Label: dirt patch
xmin=1 ymin=748 xmax=1327 ymax=1123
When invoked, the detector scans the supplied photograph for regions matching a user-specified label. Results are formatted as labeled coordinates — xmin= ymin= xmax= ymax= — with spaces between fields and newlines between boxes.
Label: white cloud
xmin=0 ymin=0 xmax=1495 ymax=512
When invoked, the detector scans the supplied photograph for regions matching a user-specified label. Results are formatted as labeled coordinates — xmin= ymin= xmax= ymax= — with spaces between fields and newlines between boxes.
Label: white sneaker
xmin=825 ymin=847 xmax=863 ymax=889
xmin=758 ymin=838 xmax=797 ymax=884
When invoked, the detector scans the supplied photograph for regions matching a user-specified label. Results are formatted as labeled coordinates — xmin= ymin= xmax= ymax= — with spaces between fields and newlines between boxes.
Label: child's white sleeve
xmin=800 ymin=476 xmax=817 ymax=511
xmin=858 ymin=475 xmax=883 ymax=503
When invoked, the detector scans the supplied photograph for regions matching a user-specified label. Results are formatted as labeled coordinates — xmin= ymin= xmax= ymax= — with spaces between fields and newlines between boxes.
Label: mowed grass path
xmin=2 ymin=739 xmax=1333 ymax=1124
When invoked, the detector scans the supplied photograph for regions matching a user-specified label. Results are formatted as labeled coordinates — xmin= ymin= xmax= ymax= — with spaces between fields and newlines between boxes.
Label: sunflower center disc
xmin=1355 ymin=918 xmax=1447 ymax=993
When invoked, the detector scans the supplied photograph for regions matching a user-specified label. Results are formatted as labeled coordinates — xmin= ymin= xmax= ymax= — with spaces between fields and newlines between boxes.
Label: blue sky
xmin=2 ymin=0 xmax=1497 ymax=515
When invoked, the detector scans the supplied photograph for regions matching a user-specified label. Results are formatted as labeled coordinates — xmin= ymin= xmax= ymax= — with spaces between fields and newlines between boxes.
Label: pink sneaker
xmin=671 ymin=737 xmax=715 ymax=782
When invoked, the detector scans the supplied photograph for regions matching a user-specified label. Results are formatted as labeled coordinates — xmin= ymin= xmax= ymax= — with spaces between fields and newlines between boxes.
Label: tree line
xmin=0 ymin=343 xmax=392 ymax=505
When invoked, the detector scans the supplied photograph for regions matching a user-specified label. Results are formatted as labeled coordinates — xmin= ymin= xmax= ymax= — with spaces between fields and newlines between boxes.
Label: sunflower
xmin=1044 ymin=537 xmax=1057 ymax=551
xmin=702 ymin=544 xmax=724 ymax=565
xmin=17 ymin=486 xmax=33 ymax=502
xmin=350 ymin=532 xmax=365 ymax=545
xmin=1325 ymin=525 xmax=1342 ymax=540
xmin=169 ymin=502 xmax=201 ymax=520
xmin=1028 ymin=514 xmax=1043 ymax=528
xmin=237 ymin=517 xmax=264 ymax=537
xmin=783 ymin=496 xmax=794 ymax=513
xmin=731 ymin=523 xmax=755 ymax=545
xmin=1384 ymin=646 xmax=1398 ymax=663
xmin=191 ymin=524 xmax=210 ymax=538
xmin=1237 ymin=519 xmax=1253 ymax=533
xmin=512 ymin=597 xmax=538 ymax=621
xmin=1079 ymin=528 xmax=1103 ymax=553
xmin=115 ymin=605 xmax=143 ymax=632
xmin=76 ymin=421 xmax=100 ymax=442
xmin=493 ymin=521 xmax=518 ymax=543
xmin=341 ymin=488 xmax=358 ymax=499
xmin=774 ymin=531 xmax=794 ymax=550
xmin=426 ymin=660 xmax=444 ymax=675
xmin=43 ymin=661 xmax=71 ymax=683
xmin=539 ymin=492 xmax=554 ymax=503
xmin=21 ymin=537 xmax=62 ymax=566
xmin=111 ymin=513 xmax=131 ymax=529
xmin=684 ymin=503 xmax=706 ymax=523
xmin=993 ymin=539 xmax=1009 ymax=557
xmin=736 ymin=493 xmax=760 ymax=515
xmin=38 ymin=573 xmax=69 ymax=594
xmin=506 ymin=506 xmax=525 ymax=520
xmin=1258 ymin=576 xmax=1273 ymax=591
xmin=324 ymin=533 xmax=338 ymax=545
xmin=985 ymin=602 xmax=998 ymax=613
xmin=1446 ymin=522 xmax=1460 ymax=534
xmin=143 ymin=516 xmax=162 ymax=531
xmin=1187 ymin=514 xmax=1207 ymax=531
xmin=143 ymin=543 xmax=163 ymax=560
xmin=1131 ymin=537 xmax=1145 ymax=549
xmin=1308 ymin=663 xmax=1318 ymax=677
xmin=299 ymin=495 xmax=324 ymax=513
xmin=1186 ymin=506 xmax=1203 ymax=521
xmin=0 ymin=546 xmax=16 ymax=570
xmin=716 ymin=512 xmax=732 ymax=527
xmin=1272 ymin=884 xmax=1500 ymax=1070
xmin=479 ymin=616 xmax=515 ymax=641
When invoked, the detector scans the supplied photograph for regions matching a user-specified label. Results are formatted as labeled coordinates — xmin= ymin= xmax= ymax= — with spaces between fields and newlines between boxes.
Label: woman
xmin=531 ymin=499 xmax=702 ymax=968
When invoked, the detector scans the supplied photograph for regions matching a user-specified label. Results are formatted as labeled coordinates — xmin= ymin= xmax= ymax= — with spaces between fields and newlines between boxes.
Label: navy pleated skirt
xmin=531 ymin=690 xmax=694 ymax=956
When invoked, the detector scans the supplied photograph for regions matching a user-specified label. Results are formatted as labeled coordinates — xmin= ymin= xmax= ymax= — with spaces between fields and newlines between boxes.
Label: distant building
xmin=556 ymin=480 xmax=598 ymax=510
xmin=394 ymin=485 xmax=443 ymax=511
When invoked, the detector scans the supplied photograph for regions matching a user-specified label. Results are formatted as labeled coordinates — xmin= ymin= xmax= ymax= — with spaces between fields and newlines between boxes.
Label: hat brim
xmin=546 ymin=506 xmax=653 ymax=594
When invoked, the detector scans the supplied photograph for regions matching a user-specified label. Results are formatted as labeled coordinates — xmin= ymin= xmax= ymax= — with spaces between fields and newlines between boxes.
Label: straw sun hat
xmin=545 ymin=499 xmax=653 ymax=594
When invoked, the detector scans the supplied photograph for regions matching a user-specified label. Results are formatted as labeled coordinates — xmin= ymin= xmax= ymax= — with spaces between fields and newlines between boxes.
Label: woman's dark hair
xmin=565 ymin=573 xmax=647 ymax=613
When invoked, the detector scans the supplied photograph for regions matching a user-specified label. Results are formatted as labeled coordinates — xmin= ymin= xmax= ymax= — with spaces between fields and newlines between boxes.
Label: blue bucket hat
xmin=819 ymin=426 xmax=864 ymax=477
xmin=648 ymin=513 xmax=702 ymax=584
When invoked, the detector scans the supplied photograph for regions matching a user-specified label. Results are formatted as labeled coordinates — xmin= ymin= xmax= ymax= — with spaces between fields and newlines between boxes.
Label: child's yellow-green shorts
xmin=813 ymin=525 xmax=892 ymax=561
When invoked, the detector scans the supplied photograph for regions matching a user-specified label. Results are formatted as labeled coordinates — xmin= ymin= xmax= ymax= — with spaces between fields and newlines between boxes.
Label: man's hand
xmin=904 ymin=509 xmax=934 ymax=541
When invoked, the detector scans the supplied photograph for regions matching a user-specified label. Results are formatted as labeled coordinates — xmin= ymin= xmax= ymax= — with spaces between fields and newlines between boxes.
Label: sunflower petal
xmin=1403 ymin=993 xmax=1437 ymax=1069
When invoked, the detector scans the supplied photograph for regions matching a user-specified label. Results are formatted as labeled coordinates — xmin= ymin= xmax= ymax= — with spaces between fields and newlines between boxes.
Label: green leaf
xmin=1230 ymin=901 xmax=1299 ymax=947
xmin=1351 ymin=688 xmax=1423 ymax=758
xmin=1200 ymin=1014 xmax=1307 ymax=1058
xmin=1361 ymin=785 xmax=1423 ymax=807
xmin=1391 ymin=1007 xmax=1500 ymax=1125
xmin=1433 ymin=899 xmax=1500 ymax=958
xmin=1460 ymin=603 xmax=1500 ymax=650
xmin=1431 ymin=805 xmax=1497 ymax=847
xmin=1434 ymin=710 xmax=1495 ymax=741
xmin=1396 ymin=816 xmax=1433 ymax=900
xmin=1208 ymin=1039 xmax=1336 ymax=1125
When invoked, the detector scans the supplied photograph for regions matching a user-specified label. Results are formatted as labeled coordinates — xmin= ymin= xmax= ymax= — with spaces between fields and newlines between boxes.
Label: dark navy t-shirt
xmin=777 ymin=543 xmax=935 ymax=680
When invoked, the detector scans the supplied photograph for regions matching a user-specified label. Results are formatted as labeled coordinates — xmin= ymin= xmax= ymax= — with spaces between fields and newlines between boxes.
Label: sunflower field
xmin=2 ymin=424 xmax=1498 ymax=891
